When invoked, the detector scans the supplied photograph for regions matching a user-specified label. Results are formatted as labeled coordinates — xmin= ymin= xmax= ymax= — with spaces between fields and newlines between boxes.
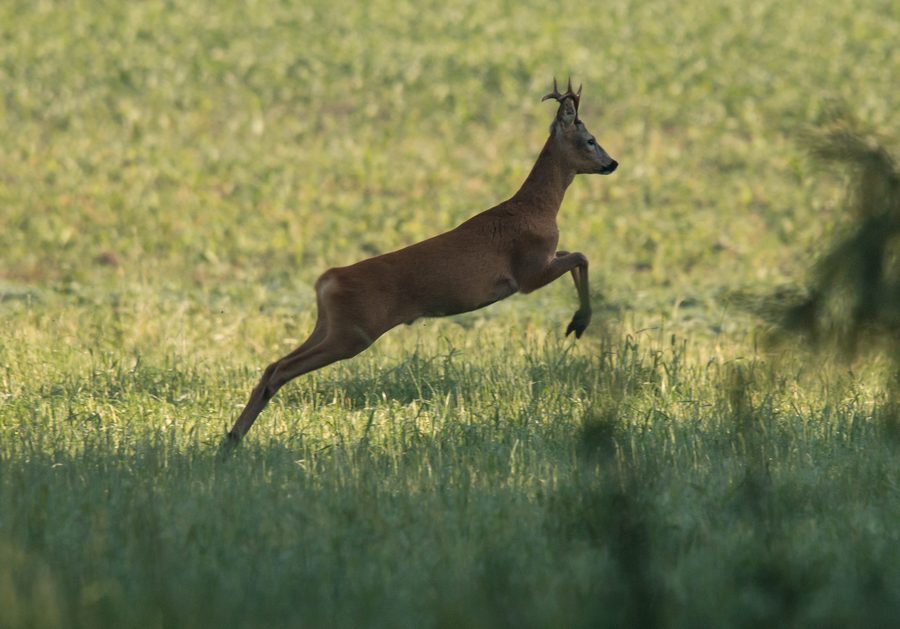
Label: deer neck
xmin=512 ymin=136 xmax=575 ymax=215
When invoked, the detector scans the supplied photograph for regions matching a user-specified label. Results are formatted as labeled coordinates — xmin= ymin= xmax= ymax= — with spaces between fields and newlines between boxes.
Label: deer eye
xmin=587 ymin=138 xmax=596 ymax=146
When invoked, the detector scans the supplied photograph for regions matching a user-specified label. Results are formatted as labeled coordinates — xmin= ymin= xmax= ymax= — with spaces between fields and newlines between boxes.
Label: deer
xmin=225 ymin=78 xmax=618 ymax=444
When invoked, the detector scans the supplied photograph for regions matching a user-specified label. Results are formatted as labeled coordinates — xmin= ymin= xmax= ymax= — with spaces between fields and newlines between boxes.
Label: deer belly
xmin=418 ymin=276 xmax=518 ymax=319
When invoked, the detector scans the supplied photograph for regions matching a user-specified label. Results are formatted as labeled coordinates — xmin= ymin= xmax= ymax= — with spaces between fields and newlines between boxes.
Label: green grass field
xmin=2 ymin=0 xmax=900 ymax=626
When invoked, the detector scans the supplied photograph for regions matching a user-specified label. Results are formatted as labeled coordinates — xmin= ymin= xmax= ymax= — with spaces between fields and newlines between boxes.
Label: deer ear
xmin=556 ymin=98 xmax=577 ymax=129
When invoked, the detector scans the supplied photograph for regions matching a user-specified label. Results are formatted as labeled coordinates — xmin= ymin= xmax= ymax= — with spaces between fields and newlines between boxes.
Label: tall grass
xmin=4 ymin=307 xmax=900 ymax=627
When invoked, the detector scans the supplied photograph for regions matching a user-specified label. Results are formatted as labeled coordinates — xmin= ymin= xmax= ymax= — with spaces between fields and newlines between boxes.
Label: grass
xmin=2 ymin=0 xmax=900 ymax=626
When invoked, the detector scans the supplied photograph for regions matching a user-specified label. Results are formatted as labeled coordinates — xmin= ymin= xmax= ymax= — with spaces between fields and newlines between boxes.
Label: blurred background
xmin=1 ymin=0 xmax=896 ymax=336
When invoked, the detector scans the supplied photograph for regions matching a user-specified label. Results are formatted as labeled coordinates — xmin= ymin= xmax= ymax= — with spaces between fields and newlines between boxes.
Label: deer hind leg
xmin=226 ymin=318 xmax=321 ymax=432
xmin=227 ymin=327 xmax=373 ymax=441
xmin=226 ymin=275 xmax=381 ymax=443
xmin=226 ymin=290 xmax=330 ymax=441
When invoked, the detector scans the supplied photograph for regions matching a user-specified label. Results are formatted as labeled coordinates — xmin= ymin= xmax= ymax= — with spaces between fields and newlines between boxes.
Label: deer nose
xmin=601 ymin=160 xmax=618 ymax=174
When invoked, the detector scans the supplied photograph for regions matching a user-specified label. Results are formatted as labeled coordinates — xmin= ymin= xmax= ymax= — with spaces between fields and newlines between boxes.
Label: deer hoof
xmin=219 ymin=431 xmax=241 ymax=456
xmin=566 ymin=311 xmax=591 ymax=339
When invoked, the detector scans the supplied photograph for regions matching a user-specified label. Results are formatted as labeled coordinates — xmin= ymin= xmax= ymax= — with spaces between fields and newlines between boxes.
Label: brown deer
xmin=226 ymin=78 xmax=617 ymax=443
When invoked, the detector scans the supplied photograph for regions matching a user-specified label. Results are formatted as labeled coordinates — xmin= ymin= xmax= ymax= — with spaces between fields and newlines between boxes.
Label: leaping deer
xmin=226 ymin=79 xmax=618 ymax=443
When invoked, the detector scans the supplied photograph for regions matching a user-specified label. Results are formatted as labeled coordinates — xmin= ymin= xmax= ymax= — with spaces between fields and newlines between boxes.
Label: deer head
xmin=543 ymin=78 xmax=618 ymax=175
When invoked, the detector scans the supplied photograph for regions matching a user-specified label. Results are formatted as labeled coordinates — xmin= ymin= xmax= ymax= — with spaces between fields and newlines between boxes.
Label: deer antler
xmin=541 ymin=77 xmax=582 ymax=113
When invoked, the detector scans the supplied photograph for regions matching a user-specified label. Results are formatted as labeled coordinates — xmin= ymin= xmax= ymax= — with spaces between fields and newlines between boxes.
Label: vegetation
xmin=1 ymin=0 xmax=899 ymax=626
xmin=744 ymin=109 xmax=900 ymax=358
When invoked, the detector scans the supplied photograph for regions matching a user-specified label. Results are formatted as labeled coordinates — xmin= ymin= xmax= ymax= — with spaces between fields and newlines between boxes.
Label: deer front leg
xmin=518 ymin=250 xmax=591 ymax=338
xmin=555 ymin=251 xmax=592 ymax=338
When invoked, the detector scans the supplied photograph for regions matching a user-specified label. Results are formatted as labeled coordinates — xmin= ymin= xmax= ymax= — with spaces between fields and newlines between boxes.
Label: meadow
xmin=2 ymin=0 xmax=900 ymax=626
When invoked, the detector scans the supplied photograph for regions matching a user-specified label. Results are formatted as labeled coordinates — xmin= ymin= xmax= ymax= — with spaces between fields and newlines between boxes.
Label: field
xmin=2 ymin=0 xmax=900 ymax=626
